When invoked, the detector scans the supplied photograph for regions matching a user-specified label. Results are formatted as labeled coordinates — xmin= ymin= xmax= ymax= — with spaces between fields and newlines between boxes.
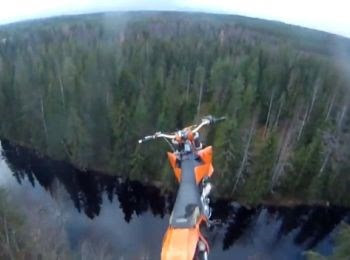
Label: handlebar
xmin=138 ymin=115 xmax=226 ymax=144
xmin=138 ymin=132 xmax=176 ymax=144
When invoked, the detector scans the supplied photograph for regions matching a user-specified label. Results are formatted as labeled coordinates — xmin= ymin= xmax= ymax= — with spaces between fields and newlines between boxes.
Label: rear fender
xmin=161 ymin=227 xmax=199 ymax=260
xmin=161 ymin=217 xmax=210 ymax=260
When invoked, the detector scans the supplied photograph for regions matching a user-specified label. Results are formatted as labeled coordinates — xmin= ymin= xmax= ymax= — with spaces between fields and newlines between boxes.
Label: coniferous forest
xmin=0 ymin=11 xmax=349 ymax=206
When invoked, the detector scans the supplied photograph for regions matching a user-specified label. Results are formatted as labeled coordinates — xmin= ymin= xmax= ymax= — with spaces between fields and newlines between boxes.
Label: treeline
xmin=0 ymin=12 xmax=349 ymax=205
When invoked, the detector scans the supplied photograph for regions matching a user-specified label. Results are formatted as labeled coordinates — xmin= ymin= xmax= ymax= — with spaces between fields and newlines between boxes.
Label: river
xmin=0 ymin=139 xmax=348 ymax=259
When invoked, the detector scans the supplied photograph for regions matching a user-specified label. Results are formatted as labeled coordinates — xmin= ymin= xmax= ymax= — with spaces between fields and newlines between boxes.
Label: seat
xmin=169 ymin=156 xmax=201 ymax=228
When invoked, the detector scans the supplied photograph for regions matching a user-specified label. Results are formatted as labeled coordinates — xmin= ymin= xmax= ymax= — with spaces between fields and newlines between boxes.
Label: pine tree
xmin=244 ymin=132 xmax=277 ymax=204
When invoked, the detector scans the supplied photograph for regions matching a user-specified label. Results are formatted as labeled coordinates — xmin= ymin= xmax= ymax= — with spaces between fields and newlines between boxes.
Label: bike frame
xmin=139 ymin=116 xmax=225 ymax=260
xmin=162 ymin=148 xmax=212 ymax=259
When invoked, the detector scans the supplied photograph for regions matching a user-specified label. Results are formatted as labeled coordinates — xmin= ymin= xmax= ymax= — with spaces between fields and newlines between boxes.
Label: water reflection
xmin=1 ymin=139 xmax=168 ymax=221
xmin=272 ymin=205 xmax=348 ymax=249
xmin=0 ymin=139 xmax=349 ymax=259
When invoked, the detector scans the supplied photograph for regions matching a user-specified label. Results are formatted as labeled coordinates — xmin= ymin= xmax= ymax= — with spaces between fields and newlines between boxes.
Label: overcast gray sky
xmin=0 ymin=0 xmax=349 ymax=38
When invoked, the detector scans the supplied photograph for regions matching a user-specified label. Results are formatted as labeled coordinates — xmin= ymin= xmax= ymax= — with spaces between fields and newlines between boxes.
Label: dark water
xmin=0 ymin=139 xmax=349 ymax=259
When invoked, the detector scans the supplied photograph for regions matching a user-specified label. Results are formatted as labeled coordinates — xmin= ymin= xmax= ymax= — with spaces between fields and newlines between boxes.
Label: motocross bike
xmin=139 ymin=115 xmax=225 ymax=260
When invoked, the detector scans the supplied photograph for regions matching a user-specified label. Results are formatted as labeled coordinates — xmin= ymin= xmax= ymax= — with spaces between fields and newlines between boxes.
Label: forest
xmin=0 ymin=11 xmax=349 ymax=207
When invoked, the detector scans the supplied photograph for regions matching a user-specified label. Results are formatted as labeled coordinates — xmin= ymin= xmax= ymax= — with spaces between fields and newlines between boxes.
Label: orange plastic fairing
xmin=167 ymin=152 xmax=182 ymax=182
xmin=161 ymin=227 xmax=199 ymax=260
xmin=194 ymin=146 xmax=214 ymax=184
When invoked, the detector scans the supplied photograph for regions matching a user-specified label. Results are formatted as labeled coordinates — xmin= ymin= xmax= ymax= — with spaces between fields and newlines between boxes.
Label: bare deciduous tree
xmin=233 ymin=117 xmax=256 ymax=192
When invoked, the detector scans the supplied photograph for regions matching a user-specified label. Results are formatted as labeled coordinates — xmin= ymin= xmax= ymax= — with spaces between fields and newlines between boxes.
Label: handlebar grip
xmin=204 ymin=115 xmax=226 ymax=125
xmin=213 ymin=116 xmax=226 ymax=123
xmin=138 ymin=135 xmax=154 ymax=144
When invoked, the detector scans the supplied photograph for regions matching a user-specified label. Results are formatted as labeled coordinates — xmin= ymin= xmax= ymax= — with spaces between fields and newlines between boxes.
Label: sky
xmin=0 ymin=0 xmax=349 ymax=38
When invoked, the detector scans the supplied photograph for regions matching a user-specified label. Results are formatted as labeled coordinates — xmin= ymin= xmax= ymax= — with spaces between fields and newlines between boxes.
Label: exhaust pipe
xmin=201 ymin=182 xmax=212 ymax=219
xmin=197 ymin=241 xmax=209 ymax=260
xmin=201 ymin=182 xmax=212 ymax=198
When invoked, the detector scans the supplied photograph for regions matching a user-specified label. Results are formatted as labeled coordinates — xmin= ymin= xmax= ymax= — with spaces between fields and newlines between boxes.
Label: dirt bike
xmin=138 ymin=115 xmax=225 ymax=260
